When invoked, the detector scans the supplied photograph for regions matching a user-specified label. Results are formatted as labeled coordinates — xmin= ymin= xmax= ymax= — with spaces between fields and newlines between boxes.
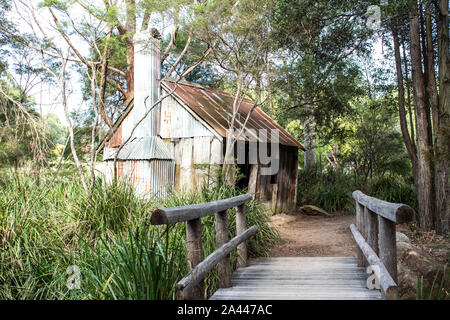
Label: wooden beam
xmin=352 ymin=191 xmax=414 ymax=223
xmin=378 ymin=217 xmax=397 ymax=284
xmin=216 ymin=210 xmax=231 ymax=288
xmin=350 ymin=224 xmax=398 ymax=300
xmin=356 ymin=202 xmax=366 ymax=267
xmin=236 ymin=204 xmax=247 ymax=268
xmin=177 ymin=226 xmax=258 ymax=300
xmin=365 ymin=207 xmax=379 ymax=256
xmin=184 ymin=218 xmax=204 ymax=300
xmin=151 ymin=194 xmax=253 ymax=225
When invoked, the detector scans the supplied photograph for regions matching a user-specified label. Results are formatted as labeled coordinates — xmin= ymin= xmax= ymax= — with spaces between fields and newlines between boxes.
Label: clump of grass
xmin=0 ymin=170 xmax=280 ymax=300
xmin=416 ymin=268 xmax=450 ymax=300
xmin=71 ymin=180 xmax=149 ymax=236
xmin=80 ymin=224 xmax=188 ymax=300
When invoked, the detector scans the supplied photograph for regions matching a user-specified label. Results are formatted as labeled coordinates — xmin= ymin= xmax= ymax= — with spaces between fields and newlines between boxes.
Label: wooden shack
xmin=103 ymin=30 xmax=304 ymax=213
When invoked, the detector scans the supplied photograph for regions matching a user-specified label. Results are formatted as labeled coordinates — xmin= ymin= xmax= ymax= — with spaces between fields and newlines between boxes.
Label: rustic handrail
xmin=352 ymin=190 xmax=414 ymax=223
xmin=351 ymin=190 xmax=415 ymax=300
xmin=151 ymin=194 xmax=253 ymax=225
xmin=150 ymin=194 xmax=256 ymax=300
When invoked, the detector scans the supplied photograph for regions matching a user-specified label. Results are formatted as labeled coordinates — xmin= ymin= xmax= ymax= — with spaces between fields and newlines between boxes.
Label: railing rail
xmin=351 ymin=190 xmax=415 ymax=300
xmin=150 ymin=194 xmax=256 ymax=300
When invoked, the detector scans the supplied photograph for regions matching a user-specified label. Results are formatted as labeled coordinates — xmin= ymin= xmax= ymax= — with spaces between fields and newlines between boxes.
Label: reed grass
xmin=0 ymin=170 xmax=279 ymax=300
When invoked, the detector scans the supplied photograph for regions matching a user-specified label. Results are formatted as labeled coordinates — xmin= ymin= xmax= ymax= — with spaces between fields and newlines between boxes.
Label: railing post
xmin=216 ymin=210 xmax=231 ymax=288
xmin=184 ymin=218 xmax=204 ymax=299
xmin=356 ymin=202 xmax=365 ymax=267
xmin=378 ymin=216 xmax=397 ymax=284
xmin=236 ymin=204 xmax=247 ymax=268
xmin=365 ymin=207 xmax=379 ymax=257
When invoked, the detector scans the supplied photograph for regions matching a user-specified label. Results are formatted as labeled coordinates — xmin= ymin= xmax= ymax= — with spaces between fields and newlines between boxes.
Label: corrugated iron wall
xmin=104 ymin=159 xmax=175 ymax=199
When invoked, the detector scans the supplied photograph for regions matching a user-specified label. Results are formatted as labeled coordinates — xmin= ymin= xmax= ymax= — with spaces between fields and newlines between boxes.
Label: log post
xmin=236 ymin=204 xmax=247 ymax=268
xmin=216 ymin=210 xmax=231 ymax=288
xmin=378 ymin=216 xmax=397 ymax=283
xmin=271 ymin=184 xmax=278 ymax=213
xmin=185 ymin=218 xmax=204 ymax=299
xmin=365 ymin=207 xmax=379 ymax=257
xmin=356 ymin=202 xmax=366 ymax=267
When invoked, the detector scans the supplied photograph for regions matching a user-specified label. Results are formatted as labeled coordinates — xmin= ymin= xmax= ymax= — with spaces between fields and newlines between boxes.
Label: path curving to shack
xmin=267 ymin=212 xmax=358 ymax=257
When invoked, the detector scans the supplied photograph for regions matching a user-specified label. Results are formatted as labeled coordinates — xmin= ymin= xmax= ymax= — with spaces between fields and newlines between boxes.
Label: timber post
xmin=351 ymin=190 xmax=414 ymax=299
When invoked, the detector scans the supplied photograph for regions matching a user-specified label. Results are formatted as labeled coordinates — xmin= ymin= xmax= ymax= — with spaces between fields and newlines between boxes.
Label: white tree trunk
xmin=303 ymin=113 xmax=317 ymax=168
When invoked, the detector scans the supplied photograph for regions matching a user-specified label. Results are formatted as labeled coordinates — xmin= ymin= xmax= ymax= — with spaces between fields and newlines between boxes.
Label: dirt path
xmin=268 ymin=212 xmax=358 ymax=257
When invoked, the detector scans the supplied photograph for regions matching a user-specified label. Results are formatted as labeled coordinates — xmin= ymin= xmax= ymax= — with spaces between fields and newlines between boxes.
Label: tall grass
xmin=297 ymin=165 xmax=417 ymax=214
xmin=416 ymin=268 xmax=450 ymax=300
xmin=0 ymin=170 xmax=279 ymax=300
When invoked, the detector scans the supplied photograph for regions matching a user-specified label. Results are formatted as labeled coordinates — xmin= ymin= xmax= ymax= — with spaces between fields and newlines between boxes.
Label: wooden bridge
xmin=150 ymin=191 xmax=414 ymax=300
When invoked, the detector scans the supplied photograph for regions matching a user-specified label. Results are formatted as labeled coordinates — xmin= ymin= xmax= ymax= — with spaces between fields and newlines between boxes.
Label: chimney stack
xmin=129 ymin=28 xmax=161 ymax=138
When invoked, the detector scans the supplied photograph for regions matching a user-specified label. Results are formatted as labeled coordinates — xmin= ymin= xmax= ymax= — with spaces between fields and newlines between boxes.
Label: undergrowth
xmin=0 ymin=170 xmax=279 ymax=300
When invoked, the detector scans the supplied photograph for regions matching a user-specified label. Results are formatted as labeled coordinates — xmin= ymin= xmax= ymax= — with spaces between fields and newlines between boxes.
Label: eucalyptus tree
xmin=388 ymin=0 xmax=449 ymax=233
xmin=270 ymin=0 xmax=373 ymax=168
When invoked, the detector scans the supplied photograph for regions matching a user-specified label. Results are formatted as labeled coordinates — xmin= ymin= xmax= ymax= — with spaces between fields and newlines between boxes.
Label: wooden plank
xmin=236 ymin=204 xmax=247 ymax=268
xmin=350 ymin=224 xmax=398 ymax=300
xmin=210 ymin=256 xmax=383 ymax=301
xmin=177 ymin=226 xmax=258 ymax=300
xmin=216 ymin=210 xmax=231 ymax=288
xmin=151 ymin=194 xmax=253 ymax=225
xmin=352 ymin=190 xmax=414 ymax=223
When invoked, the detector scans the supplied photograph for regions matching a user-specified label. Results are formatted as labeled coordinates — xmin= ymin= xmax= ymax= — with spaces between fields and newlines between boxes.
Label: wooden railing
xmin=350 ymin=190 xmax=415 ymax=300
xmin=150 ymin=194 xmax=257 ymax=300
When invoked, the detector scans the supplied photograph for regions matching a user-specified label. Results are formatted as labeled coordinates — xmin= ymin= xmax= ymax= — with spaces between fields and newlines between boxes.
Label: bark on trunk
xmin=409 ymin=0 xmax=435 ymax=231
xmin=391 ymin=21 xmax=420 ymax=200
xmin=435 ymin=0 xmax=450 ymax=234
xmin=302 ymin=104 xmax=317 ymax=168
xmin=126 ymin=43 xmax=134 ymax=100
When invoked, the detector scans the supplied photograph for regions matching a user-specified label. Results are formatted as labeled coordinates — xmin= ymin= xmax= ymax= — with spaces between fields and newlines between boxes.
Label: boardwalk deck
xmin=210 ymin=257 xmax=382 ymax=300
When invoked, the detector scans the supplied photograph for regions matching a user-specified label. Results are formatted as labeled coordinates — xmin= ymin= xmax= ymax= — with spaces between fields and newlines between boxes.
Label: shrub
xmin=368 ymin=174 xmax=417 ymax=212
xmin=297 ymin=165 xmax=354 ymax=213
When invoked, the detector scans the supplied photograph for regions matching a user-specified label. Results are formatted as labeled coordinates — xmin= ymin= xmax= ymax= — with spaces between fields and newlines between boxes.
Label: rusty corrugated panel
xmin=110 ymin=159 xmax=175 ymax=200
xmin=103 ymin=137 xmax=174 ymax=161
xmin=162 ymin=80 xmax=304 ymax=149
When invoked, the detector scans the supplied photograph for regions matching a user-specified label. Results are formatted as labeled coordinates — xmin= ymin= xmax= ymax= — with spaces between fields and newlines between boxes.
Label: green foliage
xmin=0 ymin=169 xmax=279 ymax=300
xmin=368 ymin=174 xmax=417 ymax=212
xmin=416 ymin=269 xmax=450 ymax=300
xmin=297 ymin=163 xmax=417 ymax=214
xmin=297 ymin=165 xmax=354 ymax=213
xmin=343 ymin=97 xmax=412 ymax=179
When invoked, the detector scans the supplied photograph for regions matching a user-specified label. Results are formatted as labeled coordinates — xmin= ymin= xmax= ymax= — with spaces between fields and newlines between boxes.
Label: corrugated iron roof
xmin=161 ymin=80 xmax=304 ymax=149
xmin=103 ymin=136 xmax=174 ymax=161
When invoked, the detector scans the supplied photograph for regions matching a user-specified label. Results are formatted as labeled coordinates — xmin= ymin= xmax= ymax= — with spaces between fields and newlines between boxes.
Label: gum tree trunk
xmin=409 ymin=0 xmax=435 ymax=231
xmin=435 ymin=0 xmax=450 ymax=234
xmin=302 ymin=102 xmax=317 ymax=168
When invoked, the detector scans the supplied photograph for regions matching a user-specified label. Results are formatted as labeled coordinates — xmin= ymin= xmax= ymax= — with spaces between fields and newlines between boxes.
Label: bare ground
xmin=268 ymin=212 xmax=358 ymax=257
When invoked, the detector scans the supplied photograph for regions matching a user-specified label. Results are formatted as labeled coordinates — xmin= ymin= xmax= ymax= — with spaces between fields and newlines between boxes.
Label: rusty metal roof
xmin=103 ymin=137 xmax=174 ymax=161
xmin=161 ymin=80 xmax=303 ymax=149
